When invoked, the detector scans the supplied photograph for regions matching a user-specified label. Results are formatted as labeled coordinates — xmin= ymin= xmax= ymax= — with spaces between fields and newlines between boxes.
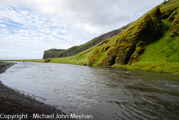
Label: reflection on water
xmin=0 ymin=62 xmax=179 ymax=120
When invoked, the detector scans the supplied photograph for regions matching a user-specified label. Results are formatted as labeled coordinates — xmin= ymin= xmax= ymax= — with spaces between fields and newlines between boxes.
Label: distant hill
xmin=43 ymin=49 xmax=65 ymax=59
xmin=43 ymin=24 xmax=129 ymax=59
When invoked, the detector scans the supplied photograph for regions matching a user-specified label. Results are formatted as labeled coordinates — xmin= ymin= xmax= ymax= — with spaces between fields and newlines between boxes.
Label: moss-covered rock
xmin=89 ymin=7 xmax=164 ymax=67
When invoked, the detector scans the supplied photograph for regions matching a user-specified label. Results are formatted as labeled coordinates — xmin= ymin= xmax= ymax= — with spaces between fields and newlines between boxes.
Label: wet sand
xmin=0 ymin=62 xmax=73 ymax=120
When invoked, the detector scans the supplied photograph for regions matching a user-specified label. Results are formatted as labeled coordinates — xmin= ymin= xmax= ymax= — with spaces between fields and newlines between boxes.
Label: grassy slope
xmin=8 ymin=0 xmax=179 ymax=74
xmin=43 ymin=25 xmax=129 ymax=58
xmin=126 ymin=0 xmax=179 ymax=74
xmin=127 ymin=30 xmax=179 ymax=74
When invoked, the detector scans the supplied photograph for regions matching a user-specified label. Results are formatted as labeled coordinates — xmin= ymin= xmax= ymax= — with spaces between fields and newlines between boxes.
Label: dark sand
xmin=0 ymin=62 xmax=73 ymax=120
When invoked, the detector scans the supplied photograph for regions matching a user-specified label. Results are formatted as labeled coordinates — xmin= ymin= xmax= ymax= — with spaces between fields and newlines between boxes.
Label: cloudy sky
xmin=0 ymin=0 xmax=163 ymax=59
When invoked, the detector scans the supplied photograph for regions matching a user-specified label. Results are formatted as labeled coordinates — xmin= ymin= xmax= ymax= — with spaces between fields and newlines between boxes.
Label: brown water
xmin=0 ymin=62 xmax=179 ymax=120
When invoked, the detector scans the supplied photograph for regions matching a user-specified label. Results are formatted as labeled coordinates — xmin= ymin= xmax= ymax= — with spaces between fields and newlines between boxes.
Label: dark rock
xmin=45 ymin=59 xmax=51 ymax=63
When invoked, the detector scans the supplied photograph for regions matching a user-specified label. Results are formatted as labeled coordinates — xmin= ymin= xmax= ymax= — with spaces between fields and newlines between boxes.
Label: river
xmin=0 ymin=62 xmax=179 ymax=120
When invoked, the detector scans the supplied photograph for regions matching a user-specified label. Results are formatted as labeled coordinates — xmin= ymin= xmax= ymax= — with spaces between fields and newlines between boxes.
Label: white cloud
xmin=0 ymin=0 xmax=164 ymax=59
xmin=0 ymin=6 xmax=96 ymax=59
xmin=0 ymin=0 xmax=164 ymax=33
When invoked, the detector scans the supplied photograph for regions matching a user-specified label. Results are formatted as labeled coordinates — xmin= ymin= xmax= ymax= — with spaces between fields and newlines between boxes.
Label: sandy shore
xmin=0 ymin=62 xmax=73 ymax=120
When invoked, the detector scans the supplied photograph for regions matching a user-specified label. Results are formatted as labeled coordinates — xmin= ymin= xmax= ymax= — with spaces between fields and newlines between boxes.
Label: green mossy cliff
xmin=88 ymin=7 xmax=164 ymax=66
xmin=87 ymin=0 xmax=179 ymax=74
xmin=40 ymin=0 xmax=179 ymax=74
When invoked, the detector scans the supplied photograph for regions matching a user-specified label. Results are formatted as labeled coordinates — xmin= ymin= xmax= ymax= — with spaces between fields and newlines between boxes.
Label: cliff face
xmin=43 ymin=24 xmax=129 ymax=59
xmin=88 ymin=0 xmax=179 ymax=67
xmin=43 ymin=49 xmax=65 ymax=59
xmin=88 ymin=7 xmax=164 ymax=66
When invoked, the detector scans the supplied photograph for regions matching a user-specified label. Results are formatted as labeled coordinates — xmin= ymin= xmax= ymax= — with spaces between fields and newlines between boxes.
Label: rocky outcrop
xmin=45 ymin=59 xmax=51 ymax=63
xmin=43 ymin=49 xmax=65 ymax=59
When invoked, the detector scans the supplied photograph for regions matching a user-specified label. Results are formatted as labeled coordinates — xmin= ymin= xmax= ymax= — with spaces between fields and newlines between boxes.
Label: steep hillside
xmin=43 ymin=49 xmax=65 ymax=59
xmin=88 ymin=7 xmax=164 ymax=66
xmin=35 ymin=0 xmax=178 ymax=74
xmin=85 ymin=0 xmax=179 ymax=73
xmin=126 ymin=0 xmax=179 ymax=73
xmin=43 ymin=25 xmax=129 ymax=59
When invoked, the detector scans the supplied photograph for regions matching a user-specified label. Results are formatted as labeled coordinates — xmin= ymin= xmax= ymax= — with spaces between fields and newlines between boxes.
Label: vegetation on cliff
xmin=23 ymin=0 xmax=179 ymax=74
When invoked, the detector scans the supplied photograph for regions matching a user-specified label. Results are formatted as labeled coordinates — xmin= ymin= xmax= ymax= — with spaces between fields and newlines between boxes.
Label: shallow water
xmin=0 ymin=62 xmax=179 ymax=120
